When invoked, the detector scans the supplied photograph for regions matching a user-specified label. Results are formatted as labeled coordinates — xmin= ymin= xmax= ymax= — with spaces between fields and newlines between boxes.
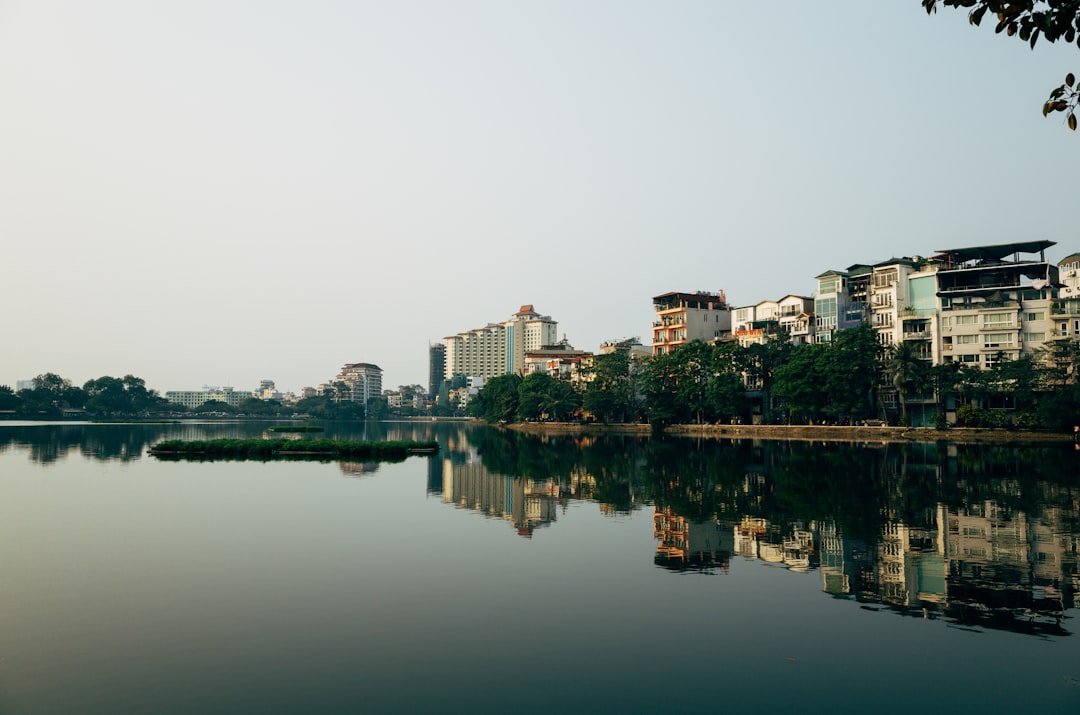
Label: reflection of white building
xmin=437 ymin=455 xmax=559 ymax=538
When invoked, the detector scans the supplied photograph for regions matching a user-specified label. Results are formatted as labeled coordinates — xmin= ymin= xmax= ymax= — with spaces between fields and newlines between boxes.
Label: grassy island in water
xmin=149 ymin=438 xmax=438 ymax=460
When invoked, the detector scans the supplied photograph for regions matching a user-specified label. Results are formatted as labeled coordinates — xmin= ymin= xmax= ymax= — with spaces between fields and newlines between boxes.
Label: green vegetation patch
xmin=267 ymin=425 xmax=324 ymax=433
xmin=149 ymin=438 xmax=438 ymax=461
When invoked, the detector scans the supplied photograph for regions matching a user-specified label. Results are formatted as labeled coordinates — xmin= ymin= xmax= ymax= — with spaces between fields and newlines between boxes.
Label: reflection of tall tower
xmin=437 ymin=451 xmax=559 ymax=537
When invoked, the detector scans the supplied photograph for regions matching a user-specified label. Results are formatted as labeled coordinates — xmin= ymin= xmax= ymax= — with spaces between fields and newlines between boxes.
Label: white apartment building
xmin=444 ymin=305 xmax=559 ymax=380
xmin=935 ymin=241 xmax=1056 ymax=370
xmin=165 ymin=386 xmax=254 ymax=410
xmin=1053 ymin=252 xmax=1080 ymax=342
xmin=333 ymin=362 xmax=383 ymax=404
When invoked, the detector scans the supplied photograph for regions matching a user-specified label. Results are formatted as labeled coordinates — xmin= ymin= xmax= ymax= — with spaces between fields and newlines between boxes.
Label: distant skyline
xmin=3 ymin=2 xmax=1077 ymax=393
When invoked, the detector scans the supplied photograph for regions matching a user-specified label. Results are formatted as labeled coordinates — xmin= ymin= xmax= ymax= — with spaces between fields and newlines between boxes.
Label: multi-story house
xmin=731 ymin=300 xmax=776 ymax=348
xmin=732 ymin=296 xmax=814 ymax=347
xmin=652 ymin=290 xmax=731 ymax=354
xmin=777 ymin=295 xmax=815 ymax=345
xmin=935 ymin=240 xmax=1057 ymax=371
xmin=444 ymin=305 xmax=559 ymax=381
xmin=522 ymin=339 xmax=592 ymax=379
xmin=898 ymin=263 xmax=940 ymax=363
xmin=813 ymin=265 xmax=870 ymax=343
xmin=1052 ymin=252 xmax=1080 ymax=345
xmin=869 ymin=257 xmax=918 ymax=348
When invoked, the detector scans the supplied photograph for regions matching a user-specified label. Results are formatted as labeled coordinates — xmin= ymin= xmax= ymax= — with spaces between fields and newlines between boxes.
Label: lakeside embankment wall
xmin=503 ymin=422 xmax=1075 ymax=444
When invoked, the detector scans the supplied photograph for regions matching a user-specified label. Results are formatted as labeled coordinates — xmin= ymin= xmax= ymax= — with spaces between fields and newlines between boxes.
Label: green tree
xmin=18 ymin=373 xmax=86 ymax=414
xmin=366 ymin=397 xmax=389 ymax=420
xmin=83 ymin=376 xmax=129 ymax=414
xmin=773 ymin=343 xmax=828 ymax=423
xmin=0 ymin=385 xmax=19 ymax=412
xmin=582 ymin=352 xmax=635 ymax=423
xmin=468 ymin=374 xmax=522 ymax=423
xmin=825 ymin=326 xmax=882 ymax=422
xmin=706 ymin=341 xmax=748 ymax=423
xmin=197 ymin=399 xmax=236 ymax=414
xmin=884 ymin=342 xmax=928 ymax=423
xmin=237 ymin=397 xmax=283 ymax=416
xmin=743 ymin=334 xmax=792 ymax=423
xmin=639 ymin=342 xmax=711 ymax=425
xmin=922 ymin=1 xmax=1080 ymax=130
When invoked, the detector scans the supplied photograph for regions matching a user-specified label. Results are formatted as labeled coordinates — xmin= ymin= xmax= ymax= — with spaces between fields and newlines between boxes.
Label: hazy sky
xmin=2 ymin=1 xmax=1077 ymax=393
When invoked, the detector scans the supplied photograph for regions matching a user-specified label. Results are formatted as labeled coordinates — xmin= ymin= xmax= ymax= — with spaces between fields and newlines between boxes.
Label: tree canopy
xmin=922 ymin=1 xmax=1080 ymax=130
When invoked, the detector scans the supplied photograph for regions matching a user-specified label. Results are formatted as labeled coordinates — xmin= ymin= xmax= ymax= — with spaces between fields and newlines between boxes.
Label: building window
xmin=983 ymin=312 xmax=1014 ymax=328
xmin=984 ymin=333 xmax=1014 ymax=349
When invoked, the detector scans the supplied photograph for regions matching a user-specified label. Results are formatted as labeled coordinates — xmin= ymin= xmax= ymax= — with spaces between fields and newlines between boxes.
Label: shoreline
xmin=504 ymin=421 xmax=1075 ymax=444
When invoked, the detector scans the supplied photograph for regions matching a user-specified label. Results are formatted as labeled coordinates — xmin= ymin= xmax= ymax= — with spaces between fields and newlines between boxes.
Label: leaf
xmin=1070 ymin=114 xmax=1078 ymax=131
xmin=1069 ymin=73 xmax=1076 ymax=87
xmin=1044 ymin=102 xmax=1053 ymax=117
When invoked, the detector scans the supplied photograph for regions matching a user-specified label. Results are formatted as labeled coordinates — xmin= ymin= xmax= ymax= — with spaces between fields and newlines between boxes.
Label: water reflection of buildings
xmin=732 ymin=517 xmax=819 ymax=572
xmin=654 ymin=499 xmax=1077 ymax=636
xmin=653 ymin=507 xmax=732 ymax=572
xmin=816 ymin=502 xmax=1078 ymax=635
xmin=428 ymin=450 xmax=560 ymax=538
xmin=338 ymin=462 xmax=381 ymax=478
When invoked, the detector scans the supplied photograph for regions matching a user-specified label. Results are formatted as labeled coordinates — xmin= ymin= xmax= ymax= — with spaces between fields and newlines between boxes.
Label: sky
xmin=2 ymin=1 xmax=1078 ymax=394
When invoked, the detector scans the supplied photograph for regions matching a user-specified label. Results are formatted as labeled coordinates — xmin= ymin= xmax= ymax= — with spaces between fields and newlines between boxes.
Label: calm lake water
xmin=2 ymin=420 xmax=1079 ymax=714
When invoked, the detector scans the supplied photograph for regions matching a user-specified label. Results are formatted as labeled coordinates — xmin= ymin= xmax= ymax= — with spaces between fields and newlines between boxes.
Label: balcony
xmin=903 ymin=331 xmax=931 ymax=341
xmin=1051 ymin=300 xmax=1080 ymax=316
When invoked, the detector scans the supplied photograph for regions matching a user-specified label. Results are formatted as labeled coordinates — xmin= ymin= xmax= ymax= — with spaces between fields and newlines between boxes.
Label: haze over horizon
xmin=3 ymin=2 xmax=1077 ymax=394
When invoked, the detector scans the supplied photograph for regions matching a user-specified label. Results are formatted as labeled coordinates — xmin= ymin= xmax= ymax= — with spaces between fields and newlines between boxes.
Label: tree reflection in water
xmin=439 ymin=428 xmax=1080 ymax=638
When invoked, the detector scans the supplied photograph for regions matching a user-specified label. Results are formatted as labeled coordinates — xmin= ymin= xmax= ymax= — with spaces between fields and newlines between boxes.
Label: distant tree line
xmin=465 ymin=326 xmax=1080 ymax=431
xmin=0 ymin=373 xmax=426 ymax=421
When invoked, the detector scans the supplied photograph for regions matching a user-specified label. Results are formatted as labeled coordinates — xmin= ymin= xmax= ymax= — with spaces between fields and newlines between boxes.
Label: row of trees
xmin=0 ymin=373 xmax=390 ymax=420
xmin=0 ymin=373 xmax=174 ymax=417
xmin=466 ymin=326 xmax=1080 ymax=431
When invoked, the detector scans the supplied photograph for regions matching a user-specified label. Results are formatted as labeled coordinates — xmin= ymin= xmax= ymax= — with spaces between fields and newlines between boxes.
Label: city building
xmin=443 ymin=305 xmax=559 ymax=381
xmin=523 ymin=339 xmax=592 ymax=378
xmin=813 ymin=265 xmax=870 ymax=343
xmin=934 ymin=240 xmax=1057 ymax=370
xmin=332 ymin=362 xmax=383 ymax=404
xmin=1052 ymin=251 xmax=1080 ymax=345
xmin=869 ymin=257 xmax=919 ymax=348
xmin=732 ymin=295 xmax=815 ymax=347
xmin=651 ymin=290 xmax=731 ymax=355
xmin=428 ymin=342 xmax=446 ymax=398
xmin=597 ymin=336 xmax=650 ymax=359
xmin=164 ymin=386 xmax=254 ymax=410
